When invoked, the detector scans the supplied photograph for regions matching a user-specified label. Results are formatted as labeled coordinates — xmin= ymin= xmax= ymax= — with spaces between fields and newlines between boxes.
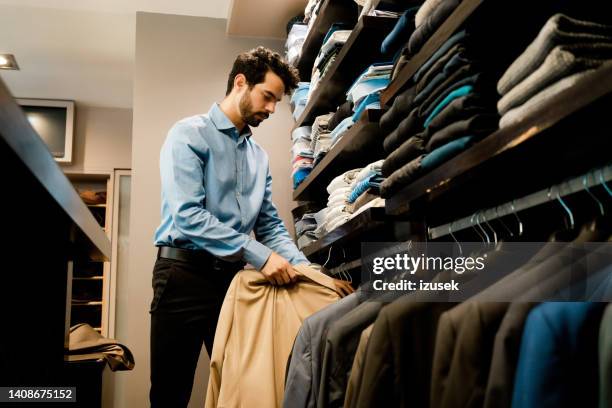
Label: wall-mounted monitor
xmin=17 ymin=98 xmax=75 ymax=163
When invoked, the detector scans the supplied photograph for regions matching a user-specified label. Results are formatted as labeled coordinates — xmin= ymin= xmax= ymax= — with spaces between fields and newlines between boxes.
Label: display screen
xmin=22 ymin=105 xmax=67 ymax=158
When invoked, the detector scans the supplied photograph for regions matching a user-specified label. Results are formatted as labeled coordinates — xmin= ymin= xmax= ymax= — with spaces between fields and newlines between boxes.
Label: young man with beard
xmin=150 ymin=46 xmax=353 ymax=407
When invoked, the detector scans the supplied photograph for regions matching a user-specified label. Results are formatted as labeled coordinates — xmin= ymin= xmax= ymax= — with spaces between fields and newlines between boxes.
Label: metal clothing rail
xmin=428 ymin=164 xmax=612 ymax=240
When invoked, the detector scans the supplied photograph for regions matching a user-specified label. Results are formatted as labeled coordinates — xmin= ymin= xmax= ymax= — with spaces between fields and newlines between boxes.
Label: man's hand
xmin=333 ymin=278 xmax=355 ymax=297
xmin=260 ymin=252 xmax=298 ymax=286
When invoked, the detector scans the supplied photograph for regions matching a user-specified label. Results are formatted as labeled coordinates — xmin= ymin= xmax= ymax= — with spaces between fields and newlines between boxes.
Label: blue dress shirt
xmin=154 ymin=103 xmax=308 ymax=270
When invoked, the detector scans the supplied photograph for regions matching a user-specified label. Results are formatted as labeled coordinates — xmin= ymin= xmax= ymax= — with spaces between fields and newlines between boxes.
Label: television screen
xmin=17 ymin=99 xmax=74 ymax=163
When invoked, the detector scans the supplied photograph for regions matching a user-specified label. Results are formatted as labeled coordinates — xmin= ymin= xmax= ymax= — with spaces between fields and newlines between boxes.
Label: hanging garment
xmin=283 ymin=291 xmax=364 ymax=408
xmin=483 ymin=302 xmax=539 ymax=408
xmin=430 ymin=302 xmax=510 ymax=408
xmin=600 ymin=304 xmax=612 ymax=408
xmin=497 ymin=13 xmax=612 ymax=95
xmin=353 ymin=301 xmax=455 ymax=408
xmin=317 ymin=301 xmax=384 ymax=408
xmin=205 ymin=264 xmax=341 ymax=408
xmin=511 ymin=302 xmax=606 ymax=408
xmin=498 ymin=43 xmax=612 ymax=114
xmin=67 ymin=323 xmax=135 ymax=371
xmin=344 ymin=324 xmax=373 ymax=408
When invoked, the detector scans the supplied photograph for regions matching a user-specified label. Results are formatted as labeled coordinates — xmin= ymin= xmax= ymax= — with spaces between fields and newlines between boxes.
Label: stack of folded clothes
xmin=346 ymin=160 xmax=386 ymax=218
xmin=497 ymin=14 xmax=612 ymax=128
xmin=290 ymin=82 xmax=310 ymax=121
xmin=323 ymin=169 xmax=362 ymax=233
xmin=286 ymin=23 xmax=308 ymax=67
xmin=309 ymin=25 xmax=353 ymax=97
xmin=347 ymin=63 xmax=393 ymax=107
xmin=295 ymin=211 xmax=318 ymax=249
xmin=329 ymin=92 xmax=383 ymax=148
xmin=378 ymin=28 xmax=501 ymax=198
xmin=310 ymin=113 xmax=334 ymax=166
xmin=291 ymin=126 xmax=314 ymax=189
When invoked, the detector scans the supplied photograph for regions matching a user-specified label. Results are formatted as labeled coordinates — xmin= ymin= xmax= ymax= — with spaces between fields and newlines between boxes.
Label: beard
xmin=239 ymin=91 xmax=269 ymax=127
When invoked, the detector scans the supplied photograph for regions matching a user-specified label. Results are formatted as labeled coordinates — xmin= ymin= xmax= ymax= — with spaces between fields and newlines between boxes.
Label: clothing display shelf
xmin=380 ymin=0 xmax=485 ymax=106
xmin=429 ymin=163 xmax=612 ymax=239
xmin=302 ymin=207 xmax=388 ymax=257
xmin=293 ymin=15 xmax=398 ymax=128
xmin=65 ymin=171 xmax=114 ymax=338
xmin=0 ymin=76 xmax=110 ymax=386
xmin=294 ymin=109 xmax=384 ymax=202
xmin=385 ymin=63 xmax=612 ymax=218
xmin=296 ymin=0 xmax=359 ymax=81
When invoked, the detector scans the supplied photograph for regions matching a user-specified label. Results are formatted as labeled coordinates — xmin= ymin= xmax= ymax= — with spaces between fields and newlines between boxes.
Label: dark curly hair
xmin=226 ymin=46 xmax=300 ymax=96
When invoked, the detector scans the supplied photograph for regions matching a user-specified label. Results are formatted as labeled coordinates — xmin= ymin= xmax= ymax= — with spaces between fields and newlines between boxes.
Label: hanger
xmin=470 ymin=213 xmax=486 ymax=243
xmin=509 ymin=199 xmax=524 ymax=237
xmin=583 ymin=173 xmax=604 ymax=216
xmin=481 ymin=211 xmax=498 ymax=246
xmin=476 ymin=211 xmax=491 ymax=245
xmin=448 ymin=221 xmax=463 ymax=256
xmin=599 ymin=168 xmax=612 ymax=198
xmin=548 ymin=186 xmax=575 ymax=230
xmin=493 ymin=205 xmax=515 ymax=239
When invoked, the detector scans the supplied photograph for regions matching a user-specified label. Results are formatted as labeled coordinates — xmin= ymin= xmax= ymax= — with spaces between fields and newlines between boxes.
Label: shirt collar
xmin=208 ymin=103 xmax=252 ymax=140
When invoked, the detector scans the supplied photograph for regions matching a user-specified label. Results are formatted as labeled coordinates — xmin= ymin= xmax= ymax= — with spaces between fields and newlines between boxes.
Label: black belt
xmin=157 ymin=246 xmax=245 ymax=271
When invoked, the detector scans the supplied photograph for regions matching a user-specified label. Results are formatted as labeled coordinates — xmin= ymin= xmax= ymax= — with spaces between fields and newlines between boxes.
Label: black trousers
xmin=149 ymin=256 xmax=240 ymax=407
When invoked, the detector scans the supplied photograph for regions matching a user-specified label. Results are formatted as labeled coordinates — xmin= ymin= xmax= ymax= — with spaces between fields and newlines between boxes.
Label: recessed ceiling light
xmin=0 ymin=54 xmax=19 ymax=70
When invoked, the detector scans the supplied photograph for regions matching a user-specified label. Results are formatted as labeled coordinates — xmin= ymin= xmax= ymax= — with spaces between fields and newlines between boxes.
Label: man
xmin=150 ymin=46 xmax=353 ymax=407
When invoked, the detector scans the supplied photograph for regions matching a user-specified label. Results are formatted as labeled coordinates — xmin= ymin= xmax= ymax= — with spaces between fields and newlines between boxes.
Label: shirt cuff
xmin=243 ymin=238 xmax=273 ymax=271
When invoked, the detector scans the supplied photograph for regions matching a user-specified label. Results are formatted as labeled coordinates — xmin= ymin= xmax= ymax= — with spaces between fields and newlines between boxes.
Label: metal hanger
xmin=493 ymin=205 xmax=515 ymax=238
xmin=475 ymin=211 xmax=491 ymax=245
xmin=481 ymin=211 xmax=498 ymax=246
xmin=509 ymin=199 xmax=524 ymax=237
xmin=599 ymin=168 xmax=612 ymax=198
xmin=548 ymin=186 xmax=575 ymax=230
xmin=583 ymin=173 xmax=604 ymax=215
xmin=448 ymin=221 xmax=463 ymax=256
xmin=470 ymin=213 xmax=486 ymax=243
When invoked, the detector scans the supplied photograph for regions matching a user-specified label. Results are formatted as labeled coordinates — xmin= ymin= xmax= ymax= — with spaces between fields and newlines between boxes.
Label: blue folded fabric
xmin=330 ymin=116 xmax=355 ymax=144
xmin=424 ymin=84 xmax=473 ymax=128
xmin=293 ymin=167 xmax=312 ymax=189
xmin=414 ymin=30 xmax=468 ymax=83
xmin=352 ymin=92 xmax=381 ymax=121
xmin=421 ymin=135 xmax=474 ymax=170
xmin=381 ymin=7 xmax=420 ymax=55
xmin=348 ymin=175 xmax=374 ymax=203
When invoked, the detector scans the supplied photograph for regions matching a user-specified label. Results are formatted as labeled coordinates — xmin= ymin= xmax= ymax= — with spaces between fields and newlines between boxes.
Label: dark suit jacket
xmin=430 ymin=302 xmax=509 ymax=408
xmin=600 ymin=304 xmax=612 ymax=408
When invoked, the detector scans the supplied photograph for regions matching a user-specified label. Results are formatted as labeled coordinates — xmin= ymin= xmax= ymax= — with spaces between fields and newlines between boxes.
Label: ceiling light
xmin=0 ymin=54 xmax=19 ymax=70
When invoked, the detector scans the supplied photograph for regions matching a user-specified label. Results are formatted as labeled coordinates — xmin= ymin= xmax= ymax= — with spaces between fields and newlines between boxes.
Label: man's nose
xmin=265 ymin=101 xmax=276 ymax=114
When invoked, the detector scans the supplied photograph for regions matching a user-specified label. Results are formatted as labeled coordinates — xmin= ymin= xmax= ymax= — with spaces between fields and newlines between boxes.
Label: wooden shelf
xmin=380 ymin=0 xmax=484 ymax=106
xmin=73 ymin=276 xmax=103 ymax=281
xmin=294 ymin=15 xmax=397 ymax=128
xmin=385 ymin=63 xmax=612 ymax=217
xmin=72 ymin=301 xmax=103 ymax=306
xmin=293 ymin=109 xmax=384 ymax=202
xmin=302 ymin=207 xmax=388 ymax=257
xmin=87 ymin=204 xmax=106 ymax=208
xmin=296 ymin=0 xmax=358 ymax=81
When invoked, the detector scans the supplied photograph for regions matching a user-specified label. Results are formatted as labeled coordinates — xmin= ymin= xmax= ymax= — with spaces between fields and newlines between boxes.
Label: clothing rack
xmin=428 ymin=163 xmax=612 ymax=239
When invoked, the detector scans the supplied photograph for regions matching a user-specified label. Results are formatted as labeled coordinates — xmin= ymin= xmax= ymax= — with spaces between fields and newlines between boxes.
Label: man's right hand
xmin=260 ymin=252 xmax=297 ymax=286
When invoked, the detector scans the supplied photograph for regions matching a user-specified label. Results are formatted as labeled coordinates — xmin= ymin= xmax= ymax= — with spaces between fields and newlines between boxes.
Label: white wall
xmin=126 ymin=12 xmax=296 ymax=407
xmin=61 ymin=105 xmax=133 ymax=173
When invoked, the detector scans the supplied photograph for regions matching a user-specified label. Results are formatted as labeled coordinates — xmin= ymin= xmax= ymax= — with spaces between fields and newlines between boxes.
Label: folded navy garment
xmin=379 ymin=85 xmax=417 ymax=134
xmin=383 ymin=106 xmax=421 ymax=154
xmin=416 ymin=43 xmax=465 ymax=94
xmin=382 ymin=132 xmax=428 ymax=177
xmin=425 ymin=113 xmax=498 ymax=151
xmin=425 ymin=94 xmax=488 ymax=134
xmin=414 ymin=30 xmax=468 ymax=83
xmin=381 ymin=7 xmax=420 ymax=55
xmin=418 ymin=64 xmax=478 ymax=116
xmin=420 ymin=73 xmax=482 ymax=123
xmin=407 ymin=0 xmax=462 ymax=56
xmin=414 ymin=54 xmax=474 ymax=106
xmin=380 ymin=154 xmax=425 ymax=198
xmin=328 ymin=101 xmax=354 ymax=131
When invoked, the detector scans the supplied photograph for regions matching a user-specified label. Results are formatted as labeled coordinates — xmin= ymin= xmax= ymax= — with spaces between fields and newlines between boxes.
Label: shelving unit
xmin=294 ymin=15 xmax=397 ymax=128
xmin=66 ymin=171 xmax=114 ymax=338
xmin=294 ymin=109 xmax=384 ymax=201
xmin=296 ymin=0 xmax=358 ymax=81
xmin=385 ymin=64 xmax=612 ymax=222
xmin=380 ymin=0 xmax=484 ymax=106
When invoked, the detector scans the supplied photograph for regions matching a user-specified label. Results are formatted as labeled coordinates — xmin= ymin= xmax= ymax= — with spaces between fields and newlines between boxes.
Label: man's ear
xmin=234 ymin=73 xmax=247 ymax=91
